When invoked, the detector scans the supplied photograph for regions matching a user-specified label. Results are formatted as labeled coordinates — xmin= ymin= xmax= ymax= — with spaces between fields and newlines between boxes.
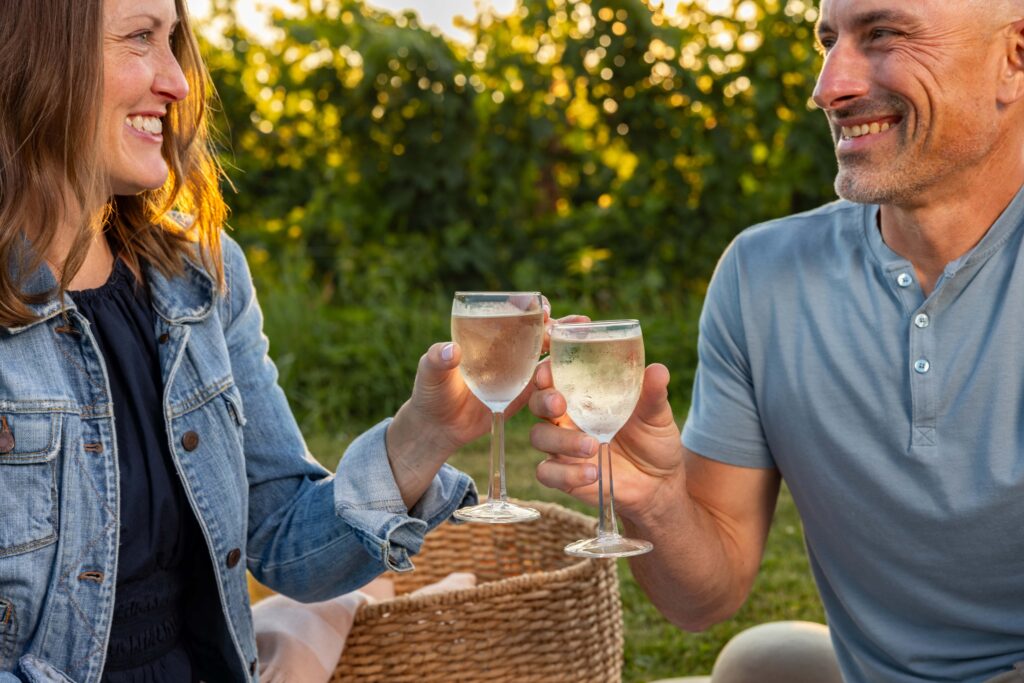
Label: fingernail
xmin=582 ymin=464 xmax=597 ymax=482
xmin=580 ymin=437 xmax=598 ymax=455
xmin=543 ymin=301 xmax=551 ymax=316
xmin=441 ymin=343 xmax=454 ymax=361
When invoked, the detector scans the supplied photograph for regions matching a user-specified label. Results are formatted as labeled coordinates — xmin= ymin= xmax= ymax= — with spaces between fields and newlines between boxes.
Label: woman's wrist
xmin=385 ymin=401 xmax=461 ymax=508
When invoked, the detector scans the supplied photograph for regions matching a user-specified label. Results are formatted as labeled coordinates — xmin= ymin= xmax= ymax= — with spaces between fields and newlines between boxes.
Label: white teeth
xmin=841 ymin=121 xmax=892 ymax=140
xmin=125 ymin=115 xmax=163 ymax=135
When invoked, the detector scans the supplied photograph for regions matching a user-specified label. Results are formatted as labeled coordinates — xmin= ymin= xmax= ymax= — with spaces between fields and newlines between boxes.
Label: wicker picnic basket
xmin=330 ymin=500 xmax=623 ymax=682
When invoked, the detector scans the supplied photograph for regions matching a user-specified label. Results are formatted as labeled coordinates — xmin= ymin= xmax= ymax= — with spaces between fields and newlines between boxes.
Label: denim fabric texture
xmin=0 ymin=236 xmax=476 ymax=682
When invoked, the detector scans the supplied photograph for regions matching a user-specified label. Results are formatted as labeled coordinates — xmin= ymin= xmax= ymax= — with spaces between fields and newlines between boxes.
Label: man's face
xmin=812 ymin=0 xmax=1008 ymax=206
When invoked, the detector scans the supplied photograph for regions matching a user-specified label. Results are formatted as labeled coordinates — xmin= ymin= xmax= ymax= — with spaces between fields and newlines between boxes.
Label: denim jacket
xmin=0 ymin=235 xmax=476 ymax=682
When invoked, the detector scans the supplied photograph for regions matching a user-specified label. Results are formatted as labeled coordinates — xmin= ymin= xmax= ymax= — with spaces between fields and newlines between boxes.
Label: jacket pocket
xmin=0 ymin=411 xmax=61 ymax=558
xmin=221 ymin=383 xmax=247 ymax=433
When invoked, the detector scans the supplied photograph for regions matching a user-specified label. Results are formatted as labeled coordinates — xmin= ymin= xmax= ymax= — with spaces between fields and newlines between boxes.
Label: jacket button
xmin=249 ymin=658 xmax=257 ymax=676
xmin=226 ymin=548 xmax=242 ymax=568
xmin=158 ymin=332 xmax=170 ymax=344
xmin=181 ymin=431 xmax=200 ymax=451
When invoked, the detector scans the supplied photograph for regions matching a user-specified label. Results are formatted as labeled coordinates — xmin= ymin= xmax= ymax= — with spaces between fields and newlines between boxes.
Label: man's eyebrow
xmin=816 ymin=8 xmax=919 ymax=41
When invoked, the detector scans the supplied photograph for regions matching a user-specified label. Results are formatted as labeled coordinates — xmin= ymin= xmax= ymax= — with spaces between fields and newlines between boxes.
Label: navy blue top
xmin=70 ymin=259 xmax=206 ymax=682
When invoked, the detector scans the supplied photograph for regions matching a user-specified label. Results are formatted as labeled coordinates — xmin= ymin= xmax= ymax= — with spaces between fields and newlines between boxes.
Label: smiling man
xmin=529 ymin=1 xmax=1024 ymax=681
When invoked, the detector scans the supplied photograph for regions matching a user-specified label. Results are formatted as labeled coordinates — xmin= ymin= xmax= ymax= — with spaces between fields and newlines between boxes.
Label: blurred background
xmin=190 ymin=0 xmax=834 ymax=678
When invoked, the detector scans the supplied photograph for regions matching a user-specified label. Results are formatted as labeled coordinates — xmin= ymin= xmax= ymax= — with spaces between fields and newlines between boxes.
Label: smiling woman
xmin=0 ymin=1 xmax=508 ymax=681
xmin=101 ymin=0 xmax=191 ymax=194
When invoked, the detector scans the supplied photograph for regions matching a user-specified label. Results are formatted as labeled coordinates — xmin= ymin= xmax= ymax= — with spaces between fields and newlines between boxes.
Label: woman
xmin=0 ymin=0 xmax=516 ymax=680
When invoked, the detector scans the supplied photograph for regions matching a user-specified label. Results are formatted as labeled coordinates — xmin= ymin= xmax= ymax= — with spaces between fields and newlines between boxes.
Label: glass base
xmin=453 ymin=500 xmax=540 ymax=524
xmin=564 ymin=533 xmax=653 ymax=558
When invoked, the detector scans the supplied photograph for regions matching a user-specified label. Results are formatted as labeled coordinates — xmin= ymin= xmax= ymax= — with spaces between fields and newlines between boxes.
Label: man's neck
xmin=879 ymin=169 xmax=1024 ymax=296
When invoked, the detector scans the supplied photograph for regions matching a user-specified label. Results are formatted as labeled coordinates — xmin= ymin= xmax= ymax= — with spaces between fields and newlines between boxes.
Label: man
xmin=530 ymin=0 xmax=1024 ymax=681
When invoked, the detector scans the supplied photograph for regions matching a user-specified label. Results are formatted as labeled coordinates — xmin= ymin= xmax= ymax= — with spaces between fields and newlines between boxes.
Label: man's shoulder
xmin=741 ymin=199 xmax=864 ymax=243
xmin=728 ymin=199 xmax=869 ymax=264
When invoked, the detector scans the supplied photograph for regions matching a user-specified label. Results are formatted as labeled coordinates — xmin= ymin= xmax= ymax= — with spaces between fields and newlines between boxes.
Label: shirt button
xmin=181 ymin=431 xmax=200 ymax=451
xmin=897 ymin=273 xmax=913 ymax=288
xmin=914 ymin=313 xmax=930 ymax=329
xmin=914 ymin=359 xmax=931 ymax=374
xmin=226 ymin=548 xmax=242 ymax=568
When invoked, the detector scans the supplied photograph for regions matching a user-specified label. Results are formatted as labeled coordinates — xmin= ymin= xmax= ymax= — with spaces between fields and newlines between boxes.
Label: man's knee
xmin=710 ymin=621 xmax=842 ymax=683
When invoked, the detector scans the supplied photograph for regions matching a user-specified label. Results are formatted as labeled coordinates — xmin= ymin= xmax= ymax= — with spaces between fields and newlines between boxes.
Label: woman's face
xmin=100 ymin=0 xmax=188 ymax=196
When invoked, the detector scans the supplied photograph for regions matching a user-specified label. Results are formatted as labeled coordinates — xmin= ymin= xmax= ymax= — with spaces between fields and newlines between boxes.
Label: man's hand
xmin=530 ymin=359 xmax=686 ymax=524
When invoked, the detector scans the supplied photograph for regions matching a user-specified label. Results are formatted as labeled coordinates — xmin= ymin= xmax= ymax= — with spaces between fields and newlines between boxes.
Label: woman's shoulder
xmin=161 ymin=214 xmax=252 ymax=321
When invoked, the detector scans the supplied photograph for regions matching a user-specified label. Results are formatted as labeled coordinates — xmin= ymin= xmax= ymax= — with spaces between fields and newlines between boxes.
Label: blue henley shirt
xmin=682 ymin=183 xmax=1024 ymax=682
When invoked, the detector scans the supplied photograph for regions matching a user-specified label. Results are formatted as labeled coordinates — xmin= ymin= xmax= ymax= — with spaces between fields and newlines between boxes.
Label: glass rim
xmin=453 ymin=291 xmax=542 ymax=297
xmin=551 ymin=318 xmax=639 ymax=329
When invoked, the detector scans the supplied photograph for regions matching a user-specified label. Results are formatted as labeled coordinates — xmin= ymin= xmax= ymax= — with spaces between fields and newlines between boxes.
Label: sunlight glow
xmin=186 ymin=0 xmax=517 ymax=43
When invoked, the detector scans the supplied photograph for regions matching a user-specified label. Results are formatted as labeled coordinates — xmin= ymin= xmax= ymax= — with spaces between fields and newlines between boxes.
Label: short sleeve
xmin=681 ymin=237 xmax=776 ymax=468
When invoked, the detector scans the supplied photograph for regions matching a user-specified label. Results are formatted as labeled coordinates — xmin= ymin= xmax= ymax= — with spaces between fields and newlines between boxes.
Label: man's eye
xmin=816 ymin=37 xmax=836 ymax=54
xmin=869 ymin=28 xmax=899 ymax=41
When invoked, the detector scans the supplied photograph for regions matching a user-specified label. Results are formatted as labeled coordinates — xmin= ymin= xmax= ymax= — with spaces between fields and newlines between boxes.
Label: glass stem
xmin=487 ymin=410 xmax=507 ymax=504
xmin=597 ymin=441 xmax=620 ymax=538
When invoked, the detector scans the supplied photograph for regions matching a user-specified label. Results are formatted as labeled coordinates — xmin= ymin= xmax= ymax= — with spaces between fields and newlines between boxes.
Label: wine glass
xmin=549 ymin=320 xmax=653 ymax=557
xmin=451 ymin=292 xmax=545 ymax=523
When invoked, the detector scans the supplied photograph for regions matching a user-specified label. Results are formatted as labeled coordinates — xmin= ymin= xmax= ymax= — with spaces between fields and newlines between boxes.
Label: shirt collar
xmin=864 ymin=180 xmax=1024 ymax=276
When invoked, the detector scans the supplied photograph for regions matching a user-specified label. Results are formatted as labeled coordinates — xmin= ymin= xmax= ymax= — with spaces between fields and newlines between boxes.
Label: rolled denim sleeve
xmin=334 ymin=419 xmax=478 ymax=571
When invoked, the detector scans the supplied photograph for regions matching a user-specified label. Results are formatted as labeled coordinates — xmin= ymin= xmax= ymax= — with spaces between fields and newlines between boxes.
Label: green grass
xmin=310 ymin=416 xmax=823 ymax=682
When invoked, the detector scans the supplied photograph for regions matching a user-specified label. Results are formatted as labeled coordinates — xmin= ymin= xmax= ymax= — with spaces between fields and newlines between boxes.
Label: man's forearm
xmin=621 ymin=464 xmax=780 ymax=631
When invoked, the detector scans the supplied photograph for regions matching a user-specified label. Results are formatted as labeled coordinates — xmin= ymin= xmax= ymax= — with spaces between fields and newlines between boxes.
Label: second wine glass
xmin=451 ymin=291 xmax=544 ymax=523
xmin=550 ymin=320 xmax=653 ymax=557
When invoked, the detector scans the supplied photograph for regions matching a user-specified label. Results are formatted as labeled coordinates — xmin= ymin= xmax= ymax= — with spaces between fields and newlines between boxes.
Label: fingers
xmin=529 ymin=380 xmax=563 ymax=421
xmin=633 ymin=363 xmax=675 ymax=428
xmin=533 ymin=357 xmax=554 ymax=391
xmin=416 ymin=341 xmax=461 ymax=389
xmin=530 ymin=422 xmax=598 ymax=459
xmin=536 ymin=456 xmax=598 ymax=492
xmin=543 ymin=313 xmax=591 ymax=353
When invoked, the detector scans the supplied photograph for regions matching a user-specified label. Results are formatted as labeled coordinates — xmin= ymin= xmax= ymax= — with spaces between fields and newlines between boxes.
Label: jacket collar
xmin=145 ymin=250 xmax=216 ymax=324
xmin=4 ymin=245 xmax=216 ymax=334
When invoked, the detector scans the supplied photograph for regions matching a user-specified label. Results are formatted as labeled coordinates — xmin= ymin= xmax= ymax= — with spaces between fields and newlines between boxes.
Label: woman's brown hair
xmin=0 ymin=0 xmax=227 ymax=327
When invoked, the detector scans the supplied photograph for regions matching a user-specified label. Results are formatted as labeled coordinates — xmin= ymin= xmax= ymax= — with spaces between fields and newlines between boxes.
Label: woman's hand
xmin=384 ymin=304 xmax=592 ymax=509
xmin=384 ymin=341 xmax=492 ymax=508
xmin=529 ymin=360 xmax=686 ymax=522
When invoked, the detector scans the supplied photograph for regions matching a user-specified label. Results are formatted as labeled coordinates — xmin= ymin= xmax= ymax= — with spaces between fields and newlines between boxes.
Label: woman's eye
xmin=131 ymin=31 xmax=153 ymax=44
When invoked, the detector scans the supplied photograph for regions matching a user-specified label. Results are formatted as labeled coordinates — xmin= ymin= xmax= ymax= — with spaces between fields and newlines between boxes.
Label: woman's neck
xmin=47 ymin=226 xmax=115 ymax=291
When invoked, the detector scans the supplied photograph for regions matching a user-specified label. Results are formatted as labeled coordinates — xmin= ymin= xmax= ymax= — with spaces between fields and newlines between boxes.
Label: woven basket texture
xmin=331 ymin=500 xmax=623 ymax=682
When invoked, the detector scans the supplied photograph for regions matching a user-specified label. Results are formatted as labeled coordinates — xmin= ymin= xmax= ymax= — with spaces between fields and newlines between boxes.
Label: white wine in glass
xmin=451 ymin=292 xmax=544 ymax=523
xmin=550 ymin=320 xmax=653 ymax=557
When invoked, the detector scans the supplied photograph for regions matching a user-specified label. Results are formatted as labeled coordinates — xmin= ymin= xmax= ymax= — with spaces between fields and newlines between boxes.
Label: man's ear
xmin=997 ymin=18 xmax=1024 ymax=104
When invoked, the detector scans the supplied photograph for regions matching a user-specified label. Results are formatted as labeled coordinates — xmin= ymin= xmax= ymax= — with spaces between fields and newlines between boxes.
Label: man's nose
xmin=812 ymin=38 xmax=870 ymax=111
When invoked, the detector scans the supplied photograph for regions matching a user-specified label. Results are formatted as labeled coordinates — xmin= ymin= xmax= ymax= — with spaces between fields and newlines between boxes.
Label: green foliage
xmin=201 ymin=0 xmax=837 ymax=425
